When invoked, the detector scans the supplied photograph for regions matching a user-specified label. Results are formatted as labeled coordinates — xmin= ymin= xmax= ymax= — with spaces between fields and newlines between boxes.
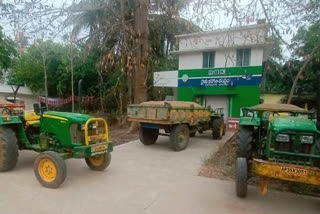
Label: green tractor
xmin=0 ymin=104 xmax=113 ymax=188
xmin=235 ymin=104 xmax=320 ymax=197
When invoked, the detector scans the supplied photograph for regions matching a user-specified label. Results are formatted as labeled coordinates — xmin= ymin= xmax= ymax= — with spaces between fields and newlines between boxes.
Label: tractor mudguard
xmin=0 ymin=116 xmax=22 ymax=125
xmin=239 ymin=117 xmax=260 ymax=126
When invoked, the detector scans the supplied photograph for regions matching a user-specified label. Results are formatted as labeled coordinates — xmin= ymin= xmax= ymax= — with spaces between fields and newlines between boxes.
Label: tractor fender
xmin=0 ymin=116 xmax=22 ymax=125
xmin=239 ymin=117 xmax=260 ymax=126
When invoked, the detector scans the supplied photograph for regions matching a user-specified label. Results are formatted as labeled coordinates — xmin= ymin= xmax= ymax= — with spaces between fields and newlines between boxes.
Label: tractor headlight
xmin=300 ymin=136 xmax=313 ymax=144
xmin=276 ymin=134 xmax=290 ymax=142
xmin=80 ymin=123 xmax=85 ymax=131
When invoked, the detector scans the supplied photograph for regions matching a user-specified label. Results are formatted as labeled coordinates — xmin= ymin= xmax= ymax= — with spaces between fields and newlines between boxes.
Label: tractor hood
xmin=270 ymin=116 xmax=318 ymax=132
xmin=43 ymin=111 xmax=93 ymax=123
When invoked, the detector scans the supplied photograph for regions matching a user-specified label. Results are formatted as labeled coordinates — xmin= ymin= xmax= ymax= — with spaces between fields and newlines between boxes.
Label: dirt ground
xmin=199 ymin=133 xmax=320 ymax=197
xmin=109 ymin=127 xmax=139 ymax=146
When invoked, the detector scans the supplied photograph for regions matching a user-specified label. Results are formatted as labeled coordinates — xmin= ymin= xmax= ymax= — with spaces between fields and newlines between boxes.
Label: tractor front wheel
xmin=34 ymin=151 xmax=67 ymax=189
xmin=139 ymin=127 xmax=159 ymax=145
xmin=170 ymin=124 xmax=190 ymax=151
xmin=236 ymin=157 xmax=248 ymax=198
xmin=236 ymin=126 xmax=253 ymax=158
xmin=212 ymin=118 xmax=224 ymax=139
xmin=85 ymin=152 xmax=111 ymax=171
xmin=0 ymin=126 xmax=19 ymax=172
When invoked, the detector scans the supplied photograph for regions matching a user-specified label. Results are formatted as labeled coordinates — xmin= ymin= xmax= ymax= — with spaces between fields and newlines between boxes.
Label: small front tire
xmin=85 ymin=152 xmax=111 ymax=171
xmin=236 ymin=157 xmax=248 ymax=198
xmin=34 ymin=151 xmax=67 ymax=189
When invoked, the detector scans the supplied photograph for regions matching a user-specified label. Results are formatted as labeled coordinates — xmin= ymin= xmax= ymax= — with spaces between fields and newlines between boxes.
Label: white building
xmin=0 ymin=84 xmax=39 ymax=110
xmin=154 ymin=22 xmax=272 ymax=128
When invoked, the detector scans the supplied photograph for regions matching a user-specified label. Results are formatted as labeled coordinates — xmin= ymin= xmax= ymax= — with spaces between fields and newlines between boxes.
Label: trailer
xmin=127 ymin=101 xmax=225 ymax=151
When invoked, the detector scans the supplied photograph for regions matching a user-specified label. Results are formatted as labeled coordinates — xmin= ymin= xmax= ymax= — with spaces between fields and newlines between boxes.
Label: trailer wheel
xmin=236 ymin=126 xmax=253 ymax=158
xmin=0 ymin=126 xmax=19 ymax=172
xmin=170 ymin=124 xmax=190 ymax=151
xmin=34 ymin=151 xmax=67 ymax=189
xmin=236 ymin=157 xmax=248 ymax=198
xmin=85 ymin=152 xmax=111 ymax=171
xmin=212 ymin=118 xmax=224 ymax=139
xmin=139 ymin=127 xmax=159 ymax=145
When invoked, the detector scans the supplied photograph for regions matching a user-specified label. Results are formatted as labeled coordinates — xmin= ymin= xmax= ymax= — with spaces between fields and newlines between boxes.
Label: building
xmin=0 ymin=84 xmax=39 ymax=110
xmin=154 ymin=23 xmax=272 ymax=126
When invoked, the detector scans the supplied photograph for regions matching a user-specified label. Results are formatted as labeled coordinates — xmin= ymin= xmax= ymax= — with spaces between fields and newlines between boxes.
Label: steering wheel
xmin=272 ymin=112 xmax=280 ymax=117
xmin=1 ymin=107 xmax=11 ymax=115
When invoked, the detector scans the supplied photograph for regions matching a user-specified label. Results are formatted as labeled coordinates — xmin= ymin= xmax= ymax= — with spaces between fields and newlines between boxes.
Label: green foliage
xmin=0 ymin=26 xmax=16 ymax=77
xmin=265 ymin=22 xmax=320 ymax=94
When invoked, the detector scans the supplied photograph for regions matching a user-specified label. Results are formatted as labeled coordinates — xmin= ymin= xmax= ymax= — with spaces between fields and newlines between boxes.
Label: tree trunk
xmin=129 ymin=0 xmax=149 ymax=133
xmin=287 ymin=46 xmax=319 ymax=104
xmin=133 ymin=0 xmax=149 ymax=104
xmin=317 ymin=70 xmax=320 ymax=129
xmin=10 ymin=86 xmax=20 ymax=103
xmin=42 ymin=53 xmax=48 ymax=107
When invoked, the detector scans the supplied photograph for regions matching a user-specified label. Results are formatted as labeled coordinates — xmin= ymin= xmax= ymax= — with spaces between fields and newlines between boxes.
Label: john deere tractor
xmin=235 ymin=104 xmax=320 ymax=197
xmin=0 ymin=103 xmax=113 ymax=188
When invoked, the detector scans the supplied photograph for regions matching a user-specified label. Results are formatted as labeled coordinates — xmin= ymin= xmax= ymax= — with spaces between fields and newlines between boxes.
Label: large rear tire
xmin=212 ymin=118 xmax=224 ymax=139
xmin=0 ymin=126 xmax=18 ymax=172
xmin=85 ymin=152 xmax=111 ymax=171
xmin=170 ymin=124 xmax=190 ymax=151
xmin=236 ymin=157 xmax=248 ymax=198
xmin=34 ymin=151 xmax=67 ymax=189
xmin=139 ymin=127 xmax=159 ymax=145
xmin=236 ymin=126 xmax=253 ymax=158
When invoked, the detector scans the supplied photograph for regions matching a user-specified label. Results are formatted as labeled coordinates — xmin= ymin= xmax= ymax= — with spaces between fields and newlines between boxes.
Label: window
xmin=203 ymin=51 xmax=215 ymax=68
xmin=236 ymin=48 xmax=251 ymax=66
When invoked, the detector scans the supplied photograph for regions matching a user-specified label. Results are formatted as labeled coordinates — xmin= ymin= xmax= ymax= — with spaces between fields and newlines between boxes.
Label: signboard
xmin=227 ymin=117 xmax=240 ymax=132
xmin=178 ymin=74 xmax=261 ymax=87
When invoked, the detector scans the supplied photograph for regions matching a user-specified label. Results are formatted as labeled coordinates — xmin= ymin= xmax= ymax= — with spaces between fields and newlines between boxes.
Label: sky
xmin=1 ymin=0 xmax=296 ymax=59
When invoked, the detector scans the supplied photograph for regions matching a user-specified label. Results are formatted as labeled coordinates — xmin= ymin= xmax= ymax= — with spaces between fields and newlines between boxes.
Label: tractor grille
xmin=273 ymin=133 xmax=317 ymax=166
xmin=274 ymin=142 xmax=313 ymax=154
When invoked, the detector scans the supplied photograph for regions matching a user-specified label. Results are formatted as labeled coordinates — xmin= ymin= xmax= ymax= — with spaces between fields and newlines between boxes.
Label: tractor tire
xmin=85 ymin=152 xmax=111 ymax=171
xmin=139 ymin=127 xmax=159 ymax=145
xmin=0 ymin=126 xmax=19 ymax=172
xmin=170 ymin=124 xmax=190 ymax=151
xmin=236 ymin=157 xmax=248 ymax=198
xmin=223 ymin=123 xmax=226 ymax=136
xmin=212 ymin=118 xmax=224 ymax=139
xmin=316 ymin=140 xmax=320 ymax=167
xmin=34 ymin=151 xmax=67 ymax=189
xmin=236 ymin=126 xmax=253 ymax=158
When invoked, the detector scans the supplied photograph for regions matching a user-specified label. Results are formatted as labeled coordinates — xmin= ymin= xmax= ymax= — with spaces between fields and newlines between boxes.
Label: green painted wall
xmin=177 ymin=66 xmax=262 ymax=117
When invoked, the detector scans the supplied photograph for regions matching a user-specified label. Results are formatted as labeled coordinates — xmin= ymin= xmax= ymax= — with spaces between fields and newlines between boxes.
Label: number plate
xmin=280 ymin=167 xmax=308 ymax=176
xmin=92 ymin=144 xmax=107 ymax=152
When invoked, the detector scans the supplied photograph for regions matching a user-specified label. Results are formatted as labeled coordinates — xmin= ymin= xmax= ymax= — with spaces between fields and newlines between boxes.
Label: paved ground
xmin=0 ymin=131 xmax=319 ymax=214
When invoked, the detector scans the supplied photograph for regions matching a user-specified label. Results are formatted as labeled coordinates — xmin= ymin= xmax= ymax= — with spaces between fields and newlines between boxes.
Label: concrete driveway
xmin=0 ymin=131 xmax=319 ymax=214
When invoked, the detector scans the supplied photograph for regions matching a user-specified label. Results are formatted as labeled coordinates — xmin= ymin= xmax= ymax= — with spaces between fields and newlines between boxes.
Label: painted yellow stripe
xmin=43 ymin=114 xmax=68 ymax=121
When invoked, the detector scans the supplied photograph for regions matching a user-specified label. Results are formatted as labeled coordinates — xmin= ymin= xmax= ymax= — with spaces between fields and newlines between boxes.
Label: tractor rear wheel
xmin=0 ymin=126 xmax=18 ymax=172
xmin=86 ymin=152 xmax=111 ymax=171
xmin=139 ymin=127 xmax=159 ymax=145
xmin=212 ymin=118 xmax=224 ymax=139
xmin=236 ymin=157 xmax=248 ymax=198
xmin=34 ymin=151 xmax=67 ymax=189
xmin=236 ymin=126 xmax=253 ymax=158
xmin=170 ymin=124 xmax=190 ymax=151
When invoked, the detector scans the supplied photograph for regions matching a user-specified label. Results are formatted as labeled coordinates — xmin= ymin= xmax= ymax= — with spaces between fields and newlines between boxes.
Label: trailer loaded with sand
xmin=127 ymin=101 xmax=225 ymax=151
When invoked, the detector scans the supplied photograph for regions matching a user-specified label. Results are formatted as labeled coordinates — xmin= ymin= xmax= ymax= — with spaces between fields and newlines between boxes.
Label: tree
xmin=0 ymin=26 xmax=16 ymax=77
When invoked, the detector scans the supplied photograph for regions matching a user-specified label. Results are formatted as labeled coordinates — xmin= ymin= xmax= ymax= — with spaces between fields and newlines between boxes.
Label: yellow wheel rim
xmin=38 ymin=159 xmax=57 ymax=182
xmin=89 ymin=154 xmax=105 ymax=167
xmin=220 ymin=123 xmax=224 ymax=136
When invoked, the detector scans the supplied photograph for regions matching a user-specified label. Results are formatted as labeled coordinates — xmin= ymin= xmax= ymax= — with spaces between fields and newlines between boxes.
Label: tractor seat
xmin=24 ymin=111 xmax=40 ymax=127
